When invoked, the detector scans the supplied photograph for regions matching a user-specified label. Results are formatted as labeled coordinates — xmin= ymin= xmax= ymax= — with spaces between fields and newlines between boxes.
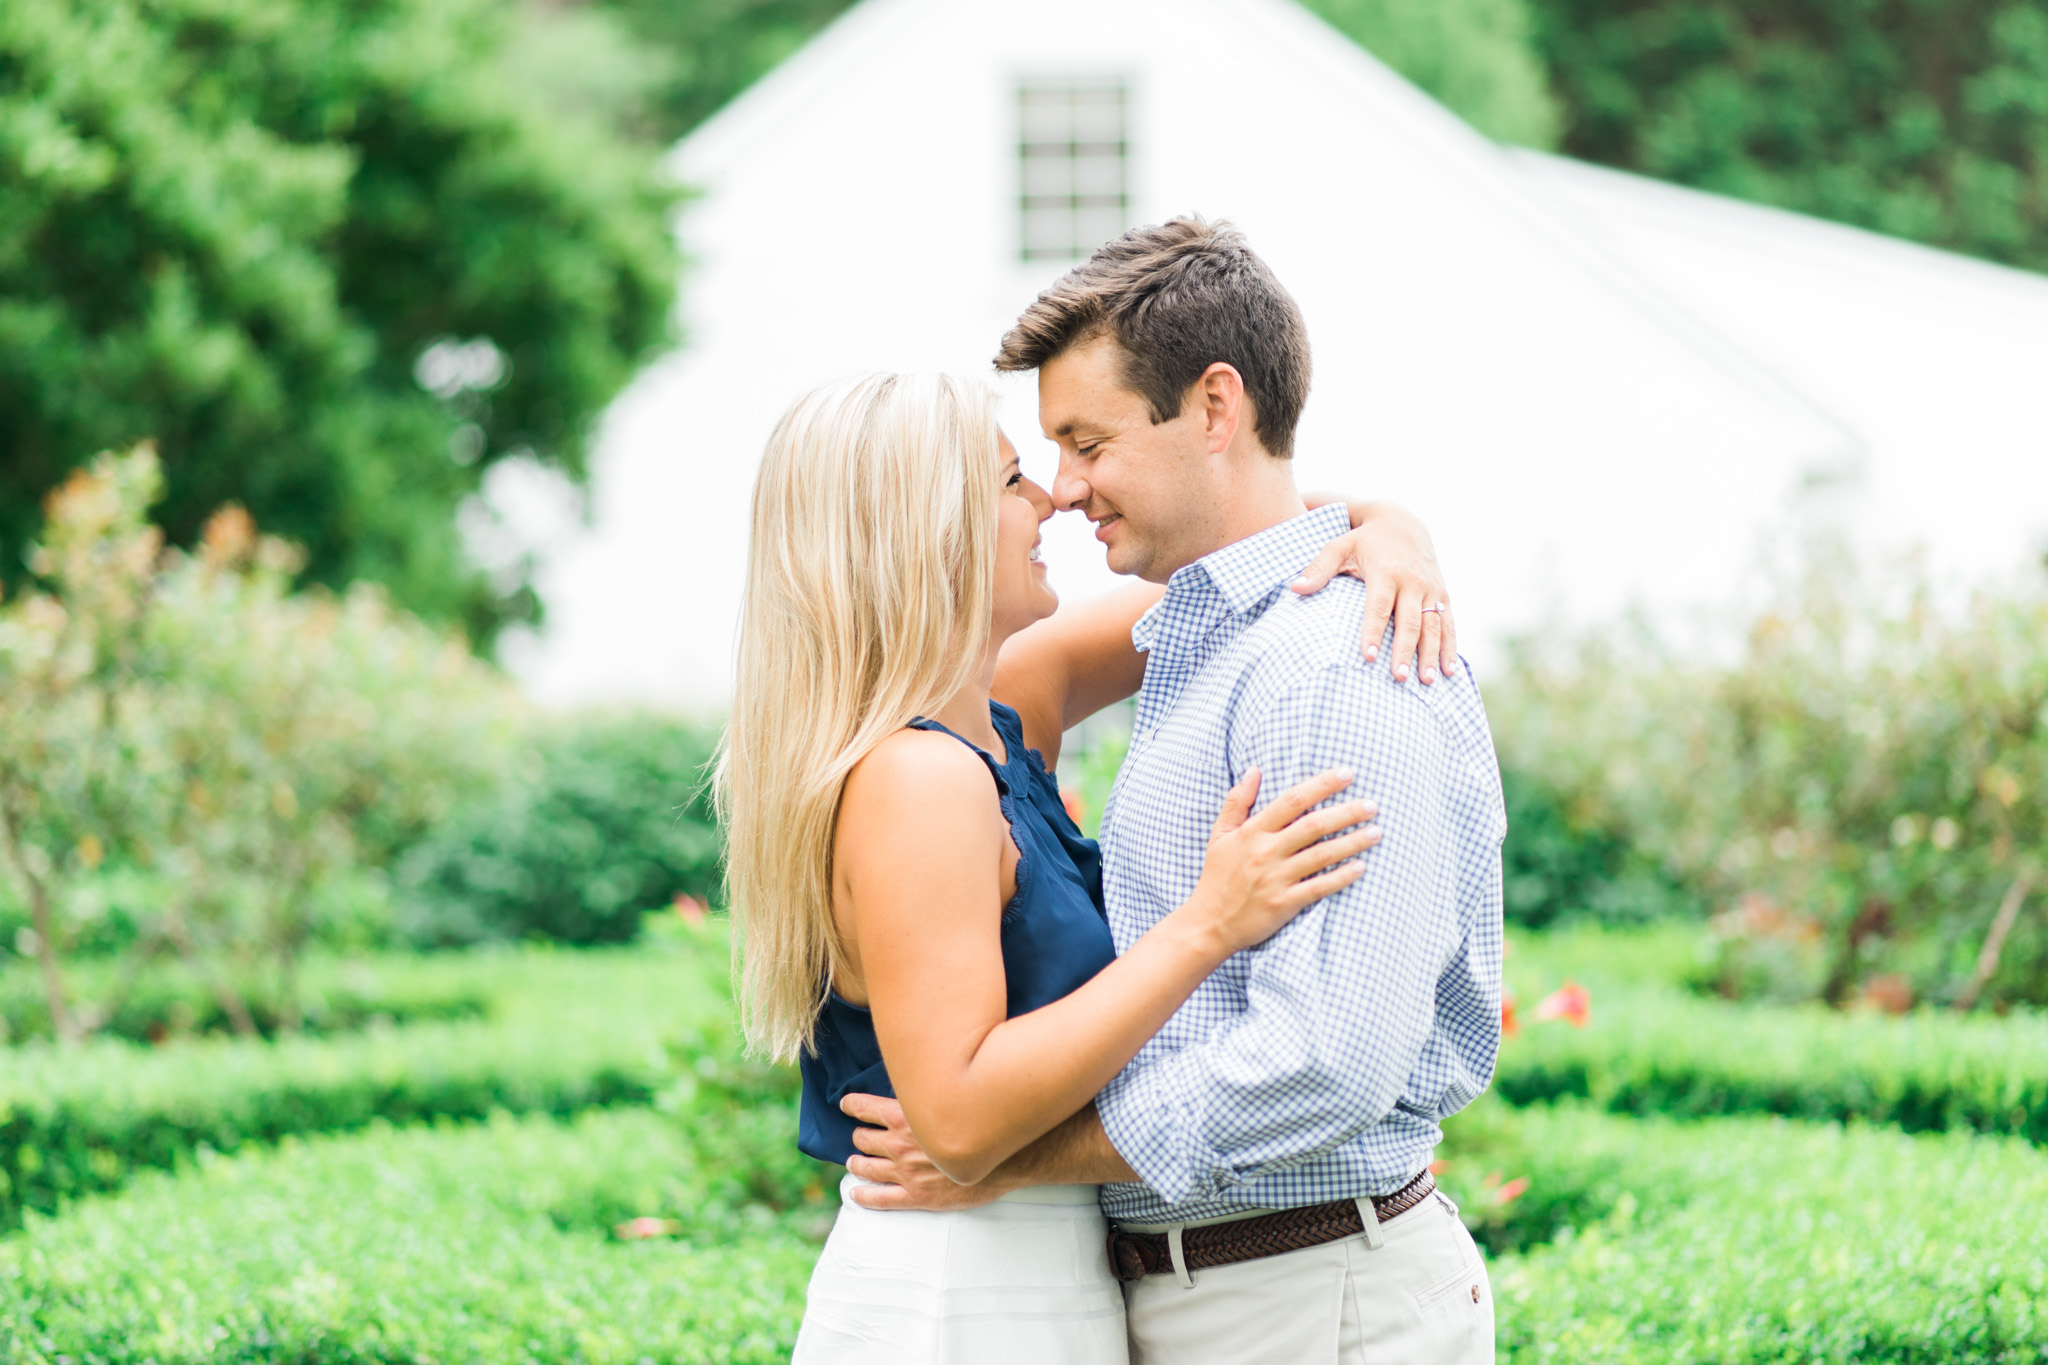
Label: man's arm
xmin=1093 ymin=658 xmax=1490 ymax=1207
xmin=839 ymin=1094 xmax=1136 ymax=1211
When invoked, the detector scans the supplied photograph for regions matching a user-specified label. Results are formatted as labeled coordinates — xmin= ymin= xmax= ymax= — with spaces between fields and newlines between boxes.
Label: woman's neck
xmin=927 ymin=639 xmax=1005 ymax=760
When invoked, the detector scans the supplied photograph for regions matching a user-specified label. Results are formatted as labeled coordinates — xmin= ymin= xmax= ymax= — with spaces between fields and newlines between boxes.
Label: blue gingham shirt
xmin=1094 ymin=504 xmax=1506 ymax=1224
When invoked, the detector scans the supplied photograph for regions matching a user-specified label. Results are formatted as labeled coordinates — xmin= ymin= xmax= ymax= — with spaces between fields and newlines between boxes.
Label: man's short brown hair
xmin=994 ymin=217 xmax=1311 ymax=458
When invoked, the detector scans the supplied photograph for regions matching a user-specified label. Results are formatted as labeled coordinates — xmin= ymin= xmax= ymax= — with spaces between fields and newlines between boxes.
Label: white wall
xmin=513 ymin=0 xmax=2018 ymax=710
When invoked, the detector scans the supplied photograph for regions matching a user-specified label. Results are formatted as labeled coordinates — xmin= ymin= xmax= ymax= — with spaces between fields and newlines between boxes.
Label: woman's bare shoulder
xmin=839 ymin=729 xmax=1000 ymax=837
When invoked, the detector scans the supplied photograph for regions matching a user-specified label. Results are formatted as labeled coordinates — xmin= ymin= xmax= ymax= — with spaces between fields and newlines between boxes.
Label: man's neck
xmin=1165 ymin=464 xmax=1307 ymax=580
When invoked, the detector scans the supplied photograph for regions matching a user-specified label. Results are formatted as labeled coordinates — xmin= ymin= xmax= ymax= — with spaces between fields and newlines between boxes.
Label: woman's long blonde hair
xmin=716 ymin=372 xmax=1001 ymax=1061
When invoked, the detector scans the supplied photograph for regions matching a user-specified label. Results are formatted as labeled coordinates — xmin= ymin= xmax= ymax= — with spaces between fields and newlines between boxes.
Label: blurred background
xmin=3 ymin=0 xmax=2047 ymax=1359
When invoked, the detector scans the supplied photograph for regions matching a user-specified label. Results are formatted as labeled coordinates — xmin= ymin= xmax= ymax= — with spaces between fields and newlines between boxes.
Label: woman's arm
xmin=1295 ymin=497 xmax=1459 ymax=683
xmin=992 ymin=582 xmax=1161 ymax=767
xmin=836 ymin=737 xmax=1377 ymax=1187
xmin=993 ymin=501 xmax=1459 ymax=763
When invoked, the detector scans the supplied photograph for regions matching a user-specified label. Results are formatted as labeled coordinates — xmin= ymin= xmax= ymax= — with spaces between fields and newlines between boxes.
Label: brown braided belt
xmin=1106 ymin=1169 xmax=1436 ymax=1284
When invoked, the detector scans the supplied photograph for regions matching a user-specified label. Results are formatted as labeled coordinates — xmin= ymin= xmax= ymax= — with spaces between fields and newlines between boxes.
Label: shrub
xmin=0 ymin=949 xmax=486 ymax=1044
xmin=0 ymin=1108 xmax=819 ymax=1364
xmin=0 ymin=934 xmax=732 ymax=1225
xmin=0 ymin=448 xmax=524 ymax=1040
xmin=1493 ymin=551 xmax=2048 ymax=1008
xmin=398 ymin=712 xmax=724 ymax=946
xmin=1499 ymin=766 xmax=1698 ymax=928
xmin=1479 ymin=1107 xmax=2048 ymax=1362
xmin=1495 ymin=927 xmax=2048 ymax=1142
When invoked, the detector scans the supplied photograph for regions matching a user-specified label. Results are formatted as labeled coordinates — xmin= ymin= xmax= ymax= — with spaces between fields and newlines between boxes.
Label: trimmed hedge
xmin=0 ymin=935 xmax=731 ymax=1225
xmin=1501 ymin=927 xmax=2048 ymax=1142
xmin=0 ymin=1107 xmax=821 ymax=1364
xmin=0 ymin=950 xmax=488 ymax=1045
xmin=1483 ymin=1107 xmax=2048 ymax=1363
xmin=7 ymin=1092 xmax=2040 ymax=1363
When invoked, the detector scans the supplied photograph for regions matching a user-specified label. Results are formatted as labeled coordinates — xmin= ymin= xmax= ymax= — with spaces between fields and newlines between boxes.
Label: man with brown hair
xmin=845 ymin=218 xmax=1506 ymax=1364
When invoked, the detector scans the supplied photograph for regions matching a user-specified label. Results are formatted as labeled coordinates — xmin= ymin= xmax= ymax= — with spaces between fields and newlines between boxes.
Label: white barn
xmin=503 ymin=0 xmax=2048 ymax=708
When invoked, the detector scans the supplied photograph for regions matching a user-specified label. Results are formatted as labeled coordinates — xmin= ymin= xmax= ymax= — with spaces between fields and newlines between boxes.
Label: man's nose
xmin=1049 ymin=448 xmax=1090 ymax=513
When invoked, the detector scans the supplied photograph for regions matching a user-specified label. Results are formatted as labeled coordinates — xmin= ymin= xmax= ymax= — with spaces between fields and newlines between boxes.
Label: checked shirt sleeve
xmin=1095 ymin=660 xmax=1478 ymax=1207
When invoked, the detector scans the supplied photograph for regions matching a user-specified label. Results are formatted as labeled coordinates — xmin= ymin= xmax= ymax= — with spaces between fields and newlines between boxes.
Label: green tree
xmin=0 ymin=0 xmax=679 ymax=642
xmin=1301 ymin=0 xmax=1562 ymax=146
xmin=1528 ymin=0 xmax=2048 ymax=272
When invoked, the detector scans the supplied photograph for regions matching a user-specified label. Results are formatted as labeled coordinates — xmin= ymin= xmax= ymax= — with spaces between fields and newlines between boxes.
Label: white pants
xmin=792 ymin=1175 xmax=1129 ymax=1364
xmin=1122 ymin=1192 xmax=1494 ymax=1365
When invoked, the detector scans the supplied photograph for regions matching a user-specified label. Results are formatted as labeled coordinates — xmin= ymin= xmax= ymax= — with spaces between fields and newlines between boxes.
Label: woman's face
xmin=992 ymin=430 xmax=1058 ymax=640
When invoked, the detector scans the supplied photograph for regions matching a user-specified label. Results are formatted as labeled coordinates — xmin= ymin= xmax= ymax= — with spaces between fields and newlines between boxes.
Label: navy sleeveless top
xmin=797 ymin=701 xmax=1118 ymax=1165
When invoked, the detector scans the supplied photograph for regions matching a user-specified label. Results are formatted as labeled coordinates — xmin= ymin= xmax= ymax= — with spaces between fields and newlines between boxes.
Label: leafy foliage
xmin=0 ymin=1108 xmax=816 ymax=1365
xmin=0 ymin=937 xmax=727 ymax=1226
xmin=590 ymin=0 xmax=865 ymax=143
xmin=397 ymin=712 xmax=724 ymax=947
xmin=1492 ymin=551 xmax=2048 ymax=1007
xmin=1494 ymin=925 xmax=2048 ymax=1141
xmin=1499 ymin=766 xmax=1698 ymax=928
xmin=1485 ymin=1107 xmax=2048 ymax=1362
xmin=0 ymin=949 xmax=485 ymax=1045
xmin=1529 ymin=0 xmax=2048 ymax=272
xmin=0 ymin=448 xmax=522 ymax=1038
xmin=0 ymin=0 xmax=678 ymax=636
xmin=1301 ymin=0 xmax=1562 ymax=145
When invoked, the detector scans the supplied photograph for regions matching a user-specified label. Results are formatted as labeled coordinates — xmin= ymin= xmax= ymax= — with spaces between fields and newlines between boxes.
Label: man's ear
xmin=1193 ymin=362 xmax=1246 ymax=454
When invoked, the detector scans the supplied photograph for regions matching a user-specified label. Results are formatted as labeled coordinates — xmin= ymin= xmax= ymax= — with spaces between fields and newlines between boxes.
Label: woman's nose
xmin=1022 ymin=476 xmax=1055 ymax=521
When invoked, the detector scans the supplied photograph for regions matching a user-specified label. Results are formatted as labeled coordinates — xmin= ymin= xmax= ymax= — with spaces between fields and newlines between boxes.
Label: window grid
xmin=1018 ymin=84 xmax=1130 ymax=262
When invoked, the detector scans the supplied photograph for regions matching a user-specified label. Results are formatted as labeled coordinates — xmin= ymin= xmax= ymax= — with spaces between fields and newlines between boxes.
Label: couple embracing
xmin=719 ymin=218 xmax=1506 ymax=1365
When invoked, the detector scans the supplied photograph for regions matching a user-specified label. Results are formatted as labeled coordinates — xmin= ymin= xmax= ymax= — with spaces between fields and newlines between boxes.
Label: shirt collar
xmin=1131 ymin=502 xmax=1352 ymax=652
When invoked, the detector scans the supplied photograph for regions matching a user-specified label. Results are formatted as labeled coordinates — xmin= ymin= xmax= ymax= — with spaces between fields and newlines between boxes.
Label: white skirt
xmin=792 ymin=1174 xmax=1130 ymax=1364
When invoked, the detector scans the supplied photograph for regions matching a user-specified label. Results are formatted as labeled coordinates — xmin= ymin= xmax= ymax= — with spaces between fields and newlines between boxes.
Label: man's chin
xmin=1102 ymin=540 xmax=1146 ymax=580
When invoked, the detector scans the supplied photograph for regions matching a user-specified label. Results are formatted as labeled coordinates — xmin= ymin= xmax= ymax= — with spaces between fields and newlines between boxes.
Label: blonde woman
xmin=720 ymin=373 xmax=1455 ymax=1363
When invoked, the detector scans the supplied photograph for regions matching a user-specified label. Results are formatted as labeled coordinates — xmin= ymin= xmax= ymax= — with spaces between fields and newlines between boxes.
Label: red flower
xmin=673 ymin=894 xmax=707 ymax=925
xmin=1500 ymin=991 xmax=1520 ymax=1039
xmin=614 ymin=1216 xmax=681 ymax=1240
xmin=1533 ymin=982 xmax=1591 ymax=1028
xmin=1495 ymin=1177 xmax=1529 ymax=1205
xmin=1061 ymin=787 xmax=1086 ymax=826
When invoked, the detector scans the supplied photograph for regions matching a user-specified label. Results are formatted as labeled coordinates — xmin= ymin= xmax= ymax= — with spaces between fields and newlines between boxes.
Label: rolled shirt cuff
xmin=1095 ymin=1061 xmax=1215 ymax=1208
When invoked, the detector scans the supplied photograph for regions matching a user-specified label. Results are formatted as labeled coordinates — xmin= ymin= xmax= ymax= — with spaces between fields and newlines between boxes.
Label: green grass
xmin=0 ymin=1107 xmax=821 ymax=1364
xmin=0 ymin=931 xmax=735 ymax=1225
xmin=1499 ymin=924 xmax=2048 ymax=1142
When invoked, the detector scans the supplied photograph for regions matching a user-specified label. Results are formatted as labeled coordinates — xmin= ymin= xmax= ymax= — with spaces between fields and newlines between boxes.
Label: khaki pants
xmin=1122 ymin=1193 xmax=1493 ymax=1365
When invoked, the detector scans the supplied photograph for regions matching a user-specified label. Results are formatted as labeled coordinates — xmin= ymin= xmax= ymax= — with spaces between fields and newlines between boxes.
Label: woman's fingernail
xmin=1422 ymin=667 xmax=1438 ymax=684
xmin=1394 ymin=666 xmax=1408 ymax=680
xmin=1364 ymin=646 xmax=1378 ymax=661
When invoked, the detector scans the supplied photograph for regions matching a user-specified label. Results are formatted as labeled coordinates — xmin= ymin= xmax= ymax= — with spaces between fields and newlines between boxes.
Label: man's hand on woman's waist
xmin=839 ymin=1094 xmax=1137 ymax=1211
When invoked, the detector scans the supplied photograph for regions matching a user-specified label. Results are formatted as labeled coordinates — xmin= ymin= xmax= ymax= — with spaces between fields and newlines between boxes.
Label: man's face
xmin=1037 ymin=336 xmax=1215 ymax=583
